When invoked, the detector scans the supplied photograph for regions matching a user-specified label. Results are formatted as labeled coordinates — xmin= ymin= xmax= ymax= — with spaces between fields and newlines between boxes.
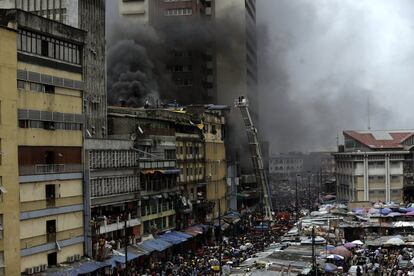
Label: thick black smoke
xmin=106 ymin=1 xmax=247 ymax=107
xmin=255 ymin=0 xmax=414 ymax=153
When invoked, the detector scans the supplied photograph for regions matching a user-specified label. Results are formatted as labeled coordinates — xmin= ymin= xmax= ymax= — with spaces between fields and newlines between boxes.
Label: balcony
xmin=96 ymin=214 xmax=141 ymax=235
xmin=19 ymin=164 xmax=82 ymax=176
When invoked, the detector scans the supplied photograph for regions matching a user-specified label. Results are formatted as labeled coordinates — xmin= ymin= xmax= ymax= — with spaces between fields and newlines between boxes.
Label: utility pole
xmin=307 ymin=171 xmax=311 ymax=211
xmin=311 ymin=226 xmax=316 ymax=275
xmin=218 ymin=198 xmax=222 ymax=276
xmin=124 ymin=203 xmax=129 ymax=276
xmin=295 ymin=174 xmax=299 ymax=221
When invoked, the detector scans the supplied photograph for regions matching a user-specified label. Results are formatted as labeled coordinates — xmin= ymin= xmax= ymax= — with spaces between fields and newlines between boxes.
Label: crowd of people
xmin=341 ymin=246 xmax=414 ymax=275
xmin=124 ymin=216 xmax=292 ymax=276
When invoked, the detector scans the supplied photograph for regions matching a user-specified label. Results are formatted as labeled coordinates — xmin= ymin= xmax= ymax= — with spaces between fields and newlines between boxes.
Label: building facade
xmin=0 ymin=9 xmax=86 ymax=273
xmin=269 ymin=153 xmax=305 ymax=179
xmin=84 ymin=139 xmax=141 ymax=260
xmin=203 ymin=110 xmax=227 ymax=220
xmin=108 ymin=107 xmax=180 ymax=235
xmin=2 ymin=0 xmax=108 ymax=138
xmin=0 ymin=24 xmax=21 ymax=276
xmin=335 ymin=130 xmax=414 ymax=203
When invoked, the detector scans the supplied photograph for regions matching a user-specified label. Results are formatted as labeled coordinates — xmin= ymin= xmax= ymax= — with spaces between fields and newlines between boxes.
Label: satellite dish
xmin=130 ymin=133 xmax=137 ymax=141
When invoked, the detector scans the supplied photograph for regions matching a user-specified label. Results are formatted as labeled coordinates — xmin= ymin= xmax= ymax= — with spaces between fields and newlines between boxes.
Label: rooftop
xmin=344 ymin=130 xmax=414 ymax=150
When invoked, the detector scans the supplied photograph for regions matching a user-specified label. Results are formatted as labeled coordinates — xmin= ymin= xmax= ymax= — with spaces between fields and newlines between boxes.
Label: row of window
xmin=171 ymin=65 xmax=193 ymax=73
xmin=90 ymin=176 xmax=140 ymax=197
xmin=177 ymin=144 xmax=202 ymax=157
xmin=368 ymin=189 xmax=401 ymax=196
xmin=89 ymin=150 xmax=140 ymax=169
xmin=179 ymin=165 xmax=204 ymax=177
xmin=18 ymin=80 xmax=55 ymax=94
xmin=17 ymin=29 xmax=81 ymax=65
xmin=140 ymin=175 xmax=177 ymax=192
xmin=174 ymin=78 xmax=193 ymax=87
xmin=271 ymin=159 xmax=302 ymax=164
xmin=141 ymin=198 xmax=175 ymax=217
xmin=337 ymin=161 xmax=401 ymax=169
xmin=19 ymin=120 xmax=82 ymax=131
xmin=164 ymin=8 xmax=193 ymax=16
xmin=143 ymin=215 xmax=175 ymax=234
xmin=271 ymin=166 xmax=303 ymax=171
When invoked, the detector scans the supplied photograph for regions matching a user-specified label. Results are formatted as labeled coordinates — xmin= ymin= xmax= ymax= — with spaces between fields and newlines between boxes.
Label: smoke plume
xmin=106 ymin=1 xmax=247 ymax=107
xmin=258 ymin=0 xmax=414 ymax=153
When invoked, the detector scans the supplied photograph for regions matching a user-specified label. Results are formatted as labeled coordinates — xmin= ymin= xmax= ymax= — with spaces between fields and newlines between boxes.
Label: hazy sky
xmin=257 ymin=0 xmax=414 ymax=152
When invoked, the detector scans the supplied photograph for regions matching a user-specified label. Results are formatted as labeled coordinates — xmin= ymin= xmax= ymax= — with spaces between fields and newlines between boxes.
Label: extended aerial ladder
xmin=235 ymin=96 xmax=274 ymax=219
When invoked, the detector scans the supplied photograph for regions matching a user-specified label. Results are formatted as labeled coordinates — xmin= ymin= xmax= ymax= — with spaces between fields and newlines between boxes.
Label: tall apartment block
xmin=0 ymin=20 xmax=21 ymax=276
xmin=118 ymin=0 xmax=257 ymax=111
xmin=0 ymin=9 xmax=85 ymax=274
xmin=3 ymin=0 xmax=107 ymax=138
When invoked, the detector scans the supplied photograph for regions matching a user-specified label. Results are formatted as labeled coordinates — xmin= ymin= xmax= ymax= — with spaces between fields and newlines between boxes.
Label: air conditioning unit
xmin=67 ymin=256 xmax=75 ymax=263
xmin=34 ymin=266 xmax=41 ymax=273
xmin=40 ymin=264 xmax=47 ymax=271
xmin=74 ymin=254 xmax=81 ymax=261
xmin=25 ymin=267 xmax=34 ymax=275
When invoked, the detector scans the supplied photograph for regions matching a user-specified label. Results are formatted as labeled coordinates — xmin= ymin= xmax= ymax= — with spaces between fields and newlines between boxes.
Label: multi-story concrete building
xmin=106 ymin=105 xmax=229 ymax=231
xmin=0 ymin=23 xmax=21 ymax=276
xmin=108 ymin=107 xmax=180 ymax=234
xmin=0 ymin=9 xmax=86 ymax=273
xmin=202 ymin=108 xmax=228 ymax=220
xmin=117 ymin=0 xmax=256 ymax=110
xmin=334 ymin=130 xmax=414 ymax=203
xmin=84 ymin=139 xmax=141 ymax=260
xmin=269 ymin=153 xmax=305 ymax=179
xmin=2 ymin=0 xmax=107 ymax=138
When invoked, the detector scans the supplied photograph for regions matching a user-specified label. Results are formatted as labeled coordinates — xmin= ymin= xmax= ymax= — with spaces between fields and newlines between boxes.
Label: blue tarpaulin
xmin=172 ymin=231 xmax=193 ymax=239
xmin=152 ymin=238 xmax=173 ymax=250
xmin=111 ymin=252 xmax=140 ymax=264
xmin=48 ymin=261 xmax=110 ymax=276
xmin=159 ymin=232 xmax=188 ymax=245
xmin=137 ymin=238 xmax=172 ymax=252
xmin=136 ymin=241 xmax=156 ymax=253
xmin=76 ymin=261 xmax=109 ymax=274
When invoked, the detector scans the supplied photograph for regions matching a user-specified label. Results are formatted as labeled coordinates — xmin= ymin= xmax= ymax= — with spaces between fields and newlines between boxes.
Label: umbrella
xmin=369 ymin=208 xmax=380 ymax=214
xmin=381 ymin=208 xmax=392 ymax=215
xmin=399 ymin=208 xmax=408 ymax=213
xmin=327 ymin=254 xmax=344 ymax=261
xmin=325 ymin=263 xmax=338 ymax=273
xmin=331 ymin=246 xmax=352 ymax=258
xmin=387 ymin=212 xmax=402 ymax=217
xmin=326 ymin=245 xmax=336 ymax=251
xmin=385 ymin=237 xmax=405 ymax=246
xmin=352 ymin=208 xmax=364 ymax=213
xmin=344 ymin=242 xmax=357 ymax=249
xmin=351 ymin=240 xmax=364 ymax=245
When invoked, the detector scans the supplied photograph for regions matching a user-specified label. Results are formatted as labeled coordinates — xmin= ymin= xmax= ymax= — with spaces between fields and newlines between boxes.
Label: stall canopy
xmin=159 ymin=231 xmax=188 ymax=244
xmin=184 ymin=225 xmax=204 ymax=236
xmin=137 ymin=238 xmax=173 ymax=252
xmin=48 ymin=260 xmax=110 ymax=276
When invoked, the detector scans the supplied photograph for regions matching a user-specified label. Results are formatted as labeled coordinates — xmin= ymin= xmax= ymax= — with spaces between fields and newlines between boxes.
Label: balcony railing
xmin=95 ymin=214 xmax=141 ymax=235
xmin=19 ymin=164 xmax=82 ymax=176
